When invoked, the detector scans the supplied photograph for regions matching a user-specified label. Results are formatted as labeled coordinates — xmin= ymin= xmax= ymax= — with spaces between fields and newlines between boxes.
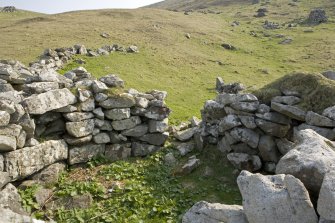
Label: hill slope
xmin=0 ymin=0 xmax=335 ymax=122
xmin=147 ymin=0 xmax=250 ymax=11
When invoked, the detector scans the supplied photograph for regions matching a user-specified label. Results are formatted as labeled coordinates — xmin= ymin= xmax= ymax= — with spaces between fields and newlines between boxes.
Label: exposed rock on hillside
xmin=307 ymin=9 xmax=328 ymax=25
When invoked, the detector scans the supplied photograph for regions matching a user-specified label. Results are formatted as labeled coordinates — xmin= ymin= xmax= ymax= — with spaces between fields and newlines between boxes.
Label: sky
xmin=0 ymin=0 xmax=163 ymax=14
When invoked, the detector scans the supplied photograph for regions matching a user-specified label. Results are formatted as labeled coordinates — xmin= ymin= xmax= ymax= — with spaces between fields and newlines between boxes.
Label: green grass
xmin=1 ymin=0 xmax=335 ymax=122
xmin=19 ymin=147 xmax=240 ymax=222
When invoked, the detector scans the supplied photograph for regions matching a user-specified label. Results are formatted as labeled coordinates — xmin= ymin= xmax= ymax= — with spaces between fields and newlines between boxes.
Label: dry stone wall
xmin=0 ymin=44 xmax=170 ymax=190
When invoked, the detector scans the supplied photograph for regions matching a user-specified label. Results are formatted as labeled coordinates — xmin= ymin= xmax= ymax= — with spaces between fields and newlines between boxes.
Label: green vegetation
xmin=1 ymin=0 xmax=335 ymax=122
xmin=19 ymin=146 xmax=240 ymax=222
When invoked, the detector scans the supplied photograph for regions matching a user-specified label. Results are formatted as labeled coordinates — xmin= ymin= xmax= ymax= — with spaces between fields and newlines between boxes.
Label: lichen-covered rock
xmin=68 ymin=144 xmax=105 ymax=165
xmin=63 ymin=112 xmax=94 ymax=122
xmin=0 ymin=183 xmax=27 ymax=215
xmin=271 ymin=96 xmax=301 ymax=105
xmin=0 ymin=172 xmax=10 ymax=189
xmin=255 ymin=118 xmax=290 ymax=138
xmin=237 ymin=171 xmax=318 ymax=223
xmin=99 ymin=93 xmax=135 ymax=109
xmin=218 ymin=115 xmax=242 ymax=132
xmin=4 ymin=140 xmax=68 ymax=180
xmin=306 ymin=111 xmax=335 ymax=127
xmin=104 ymin=108 xmax=130 ymax=120
xmin=271 ymin=102 xmax=306 ymax=121
xmin=148 ymin=118 xmax=169 ymax=133
xmin=139 ymin=132 xmax=169 ymax=146
xmin=258 ymin=135 xmax=281 ymax=162
xmin=121 ymin=124 xmax=148 ymax=137
xmin=176 ymin=156 xmax=200 ymax=175
xmin=112 ymin=116 xmax=141 ymax=131
xmin=227 ymin=153 xmax=262 ymax=172
xmin=93 ymin=132 xmax=111 ymax=144
xmin=0 ymin=111 xmax=10 ymax=126
xmin=276 ymin=129 xmax=335 ymax=196
xmin=66 ymin=119 xmax=95 ymax=138
xmin=318 ymin=171 xmax=335 ymax=221
xmin=21 ymin=88 xmax=77 ymax=115
xmin=31 ymin=162 xmax=66 ymax=185
xmin=0 ymin=135 xmax=16 ymax=152
xmin=230 ymin=128 xmax=260 ymax=149
xmin=174 ymin=127 xmax=197 ymax=141
xmin=182 ymin=201 xmax=248 ymax=223
xmin=322 ymin=106 xmax=335 ymax=120
xmin=104 ymin=144 xmax=131 ymax=161
xmin=297 ymin=123 xmax=335 ymax=140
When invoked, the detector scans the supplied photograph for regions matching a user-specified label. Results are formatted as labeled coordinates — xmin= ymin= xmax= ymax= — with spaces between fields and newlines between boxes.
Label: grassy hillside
xmin=0 ymin=0 xmax=335 ymax=123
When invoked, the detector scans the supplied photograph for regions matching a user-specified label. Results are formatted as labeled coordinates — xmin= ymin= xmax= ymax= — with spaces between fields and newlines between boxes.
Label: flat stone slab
xmin=21 ymin=88 xmax=77 ymax=115
xmin=271 ymin=102 xmax=306 ymax=121
xmin=4 ymin=140 xmax=68 ymax=180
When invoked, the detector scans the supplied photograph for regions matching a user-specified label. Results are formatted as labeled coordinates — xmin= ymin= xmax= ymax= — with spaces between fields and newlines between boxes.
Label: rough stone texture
xmin=307 ymin=8 xmax=328 ymax=24
xmin=0 ymin=172 xmax=10 ymax=189
xmin=99 ymin=93 xmax=135 ymax=109
xmin=0 ymin=207 xmax=49 ymax=223
xmin=230 ymin=128 xmax=260 ymax=149
xmin=99 ymin=74 xmax=125 ymax=88
xmin=258 ymin=135 xmax=281 ymax=162
xmin=177 ymin=141 xmax=195 ymax=156
xmin=93 ymin=132 xmax=111 ymax=144
xmin=227 ymin=153 xmax=262 ymax=172
xmin=121 ymin=124 xmax=148 ymax=137
xmin=69 ymin=144 xmax=105 ymax=165
xmin=239 ymin=115 xmax=257 ymax=129
xmin=318 ymin=171 xmax=335 ymax=221
xmin=65 ymin=135 xmax=92 ymax=146
xmin=0 ymin=110 xmax=10 ymax=126
xmin=174 ymin=127 xmax=197 ymax=141
xmin=255 ymin=112 xmax=291 ymax=125
xmin=66 ymin=119 xmax=95 ymax=138
xmin=4 ymin=140 xmax=68 ymax=180
xmin=0 ymin=135 xmax=16 ymax=152
xmin=21 ymin=88 xmax=77 ymax=115
xmin=230 ymin=101 xmax=259 ymax=113
xmin=24 ymin=82 xmax=59 ymax=94
xmin=255 ymin=118 xmax=290 ymax=138
xmin=322 ymin=106 xmax=335 ymax=120
xmin=144 ymin=106 xmax=171 ymax=120
xmin=182 ymin=201 xmax=248 ymax=223
xmin=0 ymin=183 xmax=26 ymax=215
xmin=105 ymin=108 xmax=130 ymax=120
xmin=139 ymin=132 xmax=169 ymax=146
xmin=272 ymin=96 xmax=301 ymax=105
xmin=31 ymin=162 xmax=66 ymax=185
xmin=177 ymin=156 xmax=200 ymax=175
xmin=237 ymin=171 xmax=318 ymax=223
xmin=63 ymin=112 xmax=94 ymax=122
xmin=276 ymin=138 xmax=294 ymax=155
xmin=276 ymin=129 xmax=335 ymax=196
xmin=218 ymin=115 xmax=242 ymax=132
xmin=112 ymin=116 xmax=141 ymax=131
xmin=322 ymin=70 xmax=335 ymax=81
xmin=231 ymin=143 xmax=258 ymax=155
xmin=132 ymin=142 xmax=161 ymax=157
xmin=306 ymin=111 xmax=335 ymax=127
xmin=298 ymin=123 xmax=335 ymax=140
xmin=148 ymin=118 xmax=169 ymax=133
xmin=271 ymin=102 xmax=306 ymax=121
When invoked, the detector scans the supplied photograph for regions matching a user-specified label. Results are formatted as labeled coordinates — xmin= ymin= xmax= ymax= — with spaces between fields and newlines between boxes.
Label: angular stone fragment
xmin=239 ymin=115 xmax=257 ymax=129
xmin=66 ymin=119 xmax=95 ymax=138
xmin=174 ymin=127 xmax=197 ymax=141
xmin=177 ymin=156 xmax=200 ymax=175
xmin=91 ymin=80 xmax=108 ymax=93
xmin=69 ymin=144 xmax=105 ymax=165
xmin=323 ymin=106 xmax=335 ymax=120
xmin=227 ymin=153 xmax=262 ymax=172
xmin=144 ymin=106 xmax=171 ymax=120
xmin=237 ymin=171 xmax=318 ymax=223
xmin=271 ymin=102 xmax=306 ymax=121
xmin=63 ymin=112 xmax=94 ymax=122
xmin=121 ymin=124 xmax=148 ymax=137
xmin=255 ymin=112 xmax=291 ymax=125
xmin=65 ymin=135 xmax=92 ymax=146
xmin=0 ymin=111 xmax=10 ymax=126
xmin=4 ymin=140 xmax=68 ymax=180
xmin=139 ymin=132 xmax=169 ymax=146
xmin=258 ymin=135 xmax=281 ymax=162
xmin=255 ymin=118 xmax=290 ymax=138
xmin=24 ymin=82 xmax=59 ymax=94
xmin=276 ymin=129 xmax=335 ymax=196
xmin=31 ymin=162 xmax=66 ymax=185
xmin=104 ymin=108 xmax=130 ymax=120
xmin=182 ymin=201 xmax=248 ymax=223
xmin=230 ymin=101 xmax=259 ymax=112
xmin=112 ymin=116 xmax=141 ymax=131
xmin=318 ymin=171 xmax=335 ymax=221
xmin=99 ymin=74 xmax=125 ymax=88
xmin=230 ymin=128 xmax=260 ymax=149
xmin=218 ymin=115 xmax=242 ymax=132
xmin=306 ymin=111 xmax=335 ymax=127
xmin=272 ymin=96 xmax=301 ymax=105
xmin=93 ymin=132 xmax=110 ymax=144
xmin=0 ymin=135 xmax=16 ymax=152
xmin=21 ymin=88 xmax=77 ymax=115
xmin=148 ymin=118 xmax=169 ymax=133
xmin=0 ymin=172 xmax=10 ymax=189
xmin=0 ymin=183 xmax=26 ymax=215
xmin=99 ymin=93 xmax=135 ymax=109
xmin=297 ymin=123 xmax=335 ymax=140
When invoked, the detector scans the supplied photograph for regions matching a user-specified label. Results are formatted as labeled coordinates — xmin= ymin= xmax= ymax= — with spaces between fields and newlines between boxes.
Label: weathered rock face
xmin=66 ymin=119 xmax=95 ymax=138
xmin=4 ymin=140 xmax=68 ymax=180
xmin=307 ymin=8 xmax=328 ymax=24
xmin=99 ymin=94 xmax=135 ymax=109
xmin=276 ymin=129 xmax=335 ymax=196
xmin=21 ymin=88 xmax=77 ymax=115
xmin=182 ymin=201 xmax=248 ymax=223
xmin=318 ymin=171 xmax=335 ymax=221
xmin=237 ymin=171 xmax=318 ymax=223
xmin=227 ymin=153 xmax=262 ymax=172
xmin=68 ymin=144 xmax=105 ymax=165
xmin=0 ymin=183 xmax=26 ymax=215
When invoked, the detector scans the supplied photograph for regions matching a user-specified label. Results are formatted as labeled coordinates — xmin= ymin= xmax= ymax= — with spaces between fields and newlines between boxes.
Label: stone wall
xmin=0 ymin=45 xmax=170 ymax=189
xmin=172 ymin=78 xmax=335 ymax=174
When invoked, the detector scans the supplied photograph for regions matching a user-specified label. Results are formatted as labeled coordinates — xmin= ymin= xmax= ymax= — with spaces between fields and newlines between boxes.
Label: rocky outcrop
xmin=182 ymin=201 xmax=248 ymax=223
xmin=237 ymin=171 xmax=318 ymax=223
xmin=276 ymin=129 xmax=335 ymax=196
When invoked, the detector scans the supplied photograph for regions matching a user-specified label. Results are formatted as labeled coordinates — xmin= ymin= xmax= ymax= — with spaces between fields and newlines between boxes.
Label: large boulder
xmin=182 ymin=201 xmax=247 ymax=223
xmin=237 ymin=171 xmax=318 ymax=223
xmin=317 ymin=171 xmax=335 ymax=221
xmin=4 ymin=140 xmax=68 ymax=180
xmin=21 ymin=88 xmax=77 ymax=115
xmin=276 ymin=129 xmax=335 ymax=196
